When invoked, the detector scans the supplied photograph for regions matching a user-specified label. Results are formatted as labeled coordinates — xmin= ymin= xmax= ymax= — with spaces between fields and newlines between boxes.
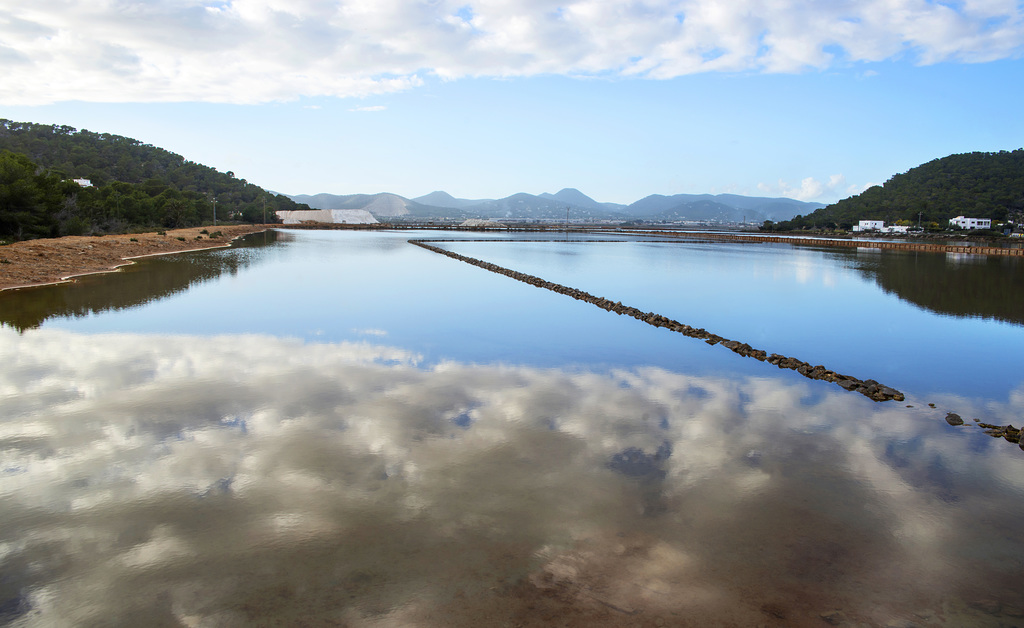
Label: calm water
xmin=1 ymin=229 xmax=1022 ymax=627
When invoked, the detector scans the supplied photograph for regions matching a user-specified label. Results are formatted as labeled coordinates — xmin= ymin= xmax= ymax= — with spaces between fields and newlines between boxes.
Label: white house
xmin=949 ymin=216 xmax=991 ymax=230
xmin=852 ymin=220 xmax=885 ymax=232
xmin=851 ymin=220 xmax=912 ymax=234
xmin=72 ymin=178 xmax=92 ymax=187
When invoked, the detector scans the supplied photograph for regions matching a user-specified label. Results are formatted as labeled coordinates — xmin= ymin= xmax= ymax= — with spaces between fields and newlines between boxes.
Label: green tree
xmin=0 ymin=118 xmax=308 ymax=239
xmin=0 ymin=150 xmax=58 ymax=239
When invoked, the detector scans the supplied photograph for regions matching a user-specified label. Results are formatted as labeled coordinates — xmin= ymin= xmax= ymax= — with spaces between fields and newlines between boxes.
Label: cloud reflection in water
xmin=1 ymin=328 xmax=1023 ymax=627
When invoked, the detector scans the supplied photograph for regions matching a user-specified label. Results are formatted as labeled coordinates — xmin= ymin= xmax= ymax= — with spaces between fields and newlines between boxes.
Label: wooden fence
xmin=623 ymin=231 xmax=1024 ymax=257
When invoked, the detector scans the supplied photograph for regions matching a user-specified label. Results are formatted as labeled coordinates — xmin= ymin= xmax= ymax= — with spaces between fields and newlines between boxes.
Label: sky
xmin=1 ymin=1 xmax=1023 ymax=205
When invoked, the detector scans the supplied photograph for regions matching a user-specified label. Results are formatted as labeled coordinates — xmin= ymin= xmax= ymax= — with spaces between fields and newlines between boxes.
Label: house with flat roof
xmin=852 ymin=220 xmax=884 ymax=232
xmin=949 ymin=216 xmax=991 ymax=229
xmin=852 ymin=220 xmax=911 ymax=234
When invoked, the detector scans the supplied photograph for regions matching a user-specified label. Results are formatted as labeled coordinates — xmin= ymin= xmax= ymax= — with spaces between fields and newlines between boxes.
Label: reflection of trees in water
xmin=836 ymin=248 xmax=1024 ymax=325
xmin=0 ymin=231 xmax=281 ymax=331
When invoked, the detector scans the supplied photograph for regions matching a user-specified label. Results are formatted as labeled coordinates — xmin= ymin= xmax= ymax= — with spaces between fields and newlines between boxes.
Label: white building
xmin=276 ymin=209 xmax=378 ymax=225
xmin=949 ymin=216 xmax=992 ymax=230
xmin=851 ymin=220 xmax=911 ymax=234
xmin=72 ymin=178 xmax=92 ymax=187
xmin=852 ymin=220 xmax=885 ymax=232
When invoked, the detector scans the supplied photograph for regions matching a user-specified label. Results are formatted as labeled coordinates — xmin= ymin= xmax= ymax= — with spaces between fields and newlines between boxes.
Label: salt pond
xmin=1 ymin=229 xmax=1022 ymax=627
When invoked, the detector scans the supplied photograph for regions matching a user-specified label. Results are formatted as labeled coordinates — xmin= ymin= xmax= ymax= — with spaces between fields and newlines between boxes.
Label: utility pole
xmin=212 ymin=197 xmax=217 ymax=226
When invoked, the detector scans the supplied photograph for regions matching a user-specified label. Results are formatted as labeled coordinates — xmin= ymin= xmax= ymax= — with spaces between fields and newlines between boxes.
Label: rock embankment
xmin=947 ymin=414 xmax=1024 ymax=450
xmin=975 ymin=420 xmax=1022 ymax=445
xmin=410 ymin=239 xmax=905 ymax=403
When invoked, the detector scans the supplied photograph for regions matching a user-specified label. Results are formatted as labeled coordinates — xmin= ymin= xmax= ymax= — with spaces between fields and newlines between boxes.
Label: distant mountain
xmin=291 ymin=192 xmax=390 ymax=211
xmin=293 ymin=192 xmax=472 ymax=221
xmin=538 ymin=188 xmax=626 ymax=212
xmin=776 ymin=149 xmax=1024 ymax=230
xmin=412 ymin=191 xmax=488 ymax=209
xmin=290 ymin=192 xmax=417 ymax=217
xmin=653 ymin=200 xmax=765 ymax=224
xmin=713 ymin=194 xmax=826 ymax=221
xmin=625 ymin=193 xmax=822 ymax=222
xmin=469 ymin=192 xmax=614 ymax=221
xmin=292 ymin=190 xmax=615 ymax=222
xmin=289 ymin=189 xmax=824 ymax=223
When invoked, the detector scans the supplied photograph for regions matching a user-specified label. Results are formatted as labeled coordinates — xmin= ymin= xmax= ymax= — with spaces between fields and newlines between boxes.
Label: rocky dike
xmin=410 ymin=239 xmax=906 ymax=403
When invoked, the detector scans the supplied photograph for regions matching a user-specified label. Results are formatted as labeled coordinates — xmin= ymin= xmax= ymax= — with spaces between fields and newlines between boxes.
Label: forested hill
xmin=0 ymin=119 xmax=305 ymax=241
xmin=773 ymin=149 xmax=1024 ymax=230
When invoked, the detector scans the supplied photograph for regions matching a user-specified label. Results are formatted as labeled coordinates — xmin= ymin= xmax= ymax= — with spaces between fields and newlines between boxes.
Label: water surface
xmin=1 ymin=229 xmax=1022 ymax=627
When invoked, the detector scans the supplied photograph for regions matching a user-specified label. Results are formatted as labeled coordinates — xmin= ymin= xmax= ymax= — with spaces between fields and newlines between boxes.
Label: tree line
xmin=0 ymin=119 xmax=309 ymax=241
xmin=764 ymin=149 xmax=1024 ymax=232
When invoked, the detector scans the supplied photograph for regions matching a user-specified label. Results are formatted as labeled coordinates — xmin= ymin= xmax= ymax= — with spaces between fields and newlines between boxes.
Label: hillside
xmin=0 ymin=119 xmax=306 ymax=240
xmin=538 ymin=188 xmax=627 ymax=212
xmin=651 ymin=200 xmax=764 ymax=223
xmin=412 ymin=191 xmax=486 ymax=209
xmin=773 ymin=149 xmax=1024 ymax=230
xmin=625 ymin=193 xmax=822 ymax=222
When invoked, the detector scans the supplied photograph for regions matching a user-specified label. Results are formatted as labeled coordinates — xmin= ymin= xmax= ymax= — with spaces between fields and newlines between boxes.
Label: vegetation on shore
xmin=0 ymin=119 xmax=306 ymax=241
xmin=765 ymin=149 xmax=1024 ymax=232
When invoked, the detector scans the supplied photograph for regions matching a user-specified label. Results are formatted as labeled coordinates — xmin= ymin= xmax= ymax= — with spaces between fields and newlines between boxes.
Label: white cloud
xmin=758 ymin=173 xmax=869 ymax=202
xmin=353 ymin=327 xmax=388 ymax=334
xmin=1 ymin=0 xmax=1022 ymax=104
xmin=848 ymin=180 xmax=877 ymax=196
xmin=348 ymin=105 xmax=387 ymax=112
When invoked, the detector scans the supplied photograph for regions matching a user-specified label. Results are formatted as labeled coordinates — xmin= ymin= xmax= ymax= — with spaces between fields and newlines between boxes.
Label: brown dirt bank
xmin=0 ymin=225 xmax=269 ymax=291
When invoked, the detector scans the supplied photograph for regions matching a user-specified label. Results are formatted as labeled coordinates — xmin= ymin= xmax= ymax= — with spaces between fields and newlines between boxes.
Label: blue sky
xmin=1 ymin=0 xmax=1022 ymax=205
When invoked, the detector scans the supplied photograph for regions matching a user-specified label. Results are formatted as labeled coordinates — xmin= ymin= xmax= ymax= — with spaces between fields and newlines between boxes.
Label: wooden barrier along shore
xmin=410 ymin=238 xmax=905 ymax=403
xmin=606 ymin=229 xmax=1024 ymax=257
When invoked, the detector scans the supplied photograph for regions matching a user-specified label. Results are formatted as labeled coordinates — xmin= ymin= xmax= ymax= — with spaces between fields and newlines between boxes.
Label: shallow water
xmin=1 ymin=230 xmax=1022 ymax=627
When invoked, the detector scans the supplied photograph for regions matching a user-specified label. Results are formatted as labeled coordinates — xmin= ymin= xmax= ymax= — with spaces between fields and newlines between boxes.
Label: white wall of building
xmin=853 ymin=220 xmax=885 ymax=232
xmin=949 ymin=216 xmax=991 ymax=229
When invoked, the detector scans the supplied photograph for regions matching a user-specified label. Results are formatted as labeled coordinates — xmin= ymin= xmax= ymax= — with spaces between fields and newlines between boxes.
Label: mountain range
xmin=288 ymin=188 xmax=823 ymax=224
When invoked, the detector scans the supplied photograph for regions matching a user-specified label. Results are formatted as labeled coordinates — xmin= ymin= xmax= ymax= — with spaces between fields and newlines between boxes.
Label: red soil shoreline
xmin=0 ymin=225 xmax=269 ymax=292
